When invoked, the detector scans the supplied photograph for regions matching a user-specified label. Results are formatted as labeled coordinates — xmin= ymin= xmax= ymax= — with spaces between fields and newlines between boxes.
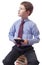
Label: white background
xmin=0 ymin=0 xmax=42 ymax=65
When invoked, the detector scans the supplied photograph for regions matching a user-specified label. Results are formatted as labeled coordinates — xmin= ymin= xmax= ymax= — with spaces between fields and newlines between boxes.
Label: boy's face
xmin=14 ymin=55 xmax=27 ymax=65
xmin=15 ymin=60 xmax=22 ymax=65
xmin=18 ymin=5 xmax=29 ymax=18
xmin=14 ymin=60 xmax=26 ymax=65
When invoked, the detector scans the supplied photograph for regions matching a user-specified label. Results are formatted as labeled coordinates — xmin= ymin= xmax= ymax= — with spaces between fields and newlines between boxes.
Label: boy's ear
xmin=27 ymin=10 xmax=30 ymax=16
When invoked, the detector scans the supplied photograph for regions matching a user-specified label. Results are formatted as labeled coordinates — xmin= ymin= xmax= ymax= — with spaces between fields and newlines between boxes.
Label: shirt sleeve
xmin=8 ymin=23 xmax=16 ymax=42
xmin=28 ymin=23 xmax=40 ymax=45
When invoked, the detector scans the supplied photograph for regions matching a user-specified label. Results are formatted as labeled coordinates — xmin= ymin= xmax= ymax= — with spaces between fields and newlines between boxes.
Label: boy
xmin=2 ymin=1 xmax=40 ymax=65
xmin=14 ymin=55 xmax=27 ymax=65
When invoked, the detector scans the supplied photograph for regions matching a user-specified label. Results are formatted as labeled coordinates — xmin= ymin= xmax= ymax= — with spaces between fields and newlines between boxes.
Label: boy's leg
xmin=2 ymin=45 xmax=23 ymax=65
xmin=24 ymin=47 xmax=39 ymax=65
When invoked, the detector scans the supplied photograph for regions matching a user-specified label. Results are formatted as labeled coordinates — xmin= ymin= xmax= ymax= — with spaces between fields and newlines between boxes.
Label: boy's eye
xmin=19 ymin=8 xmax=23 ymax=10
xmin=19 ymin=7 xmax=25 ymax=11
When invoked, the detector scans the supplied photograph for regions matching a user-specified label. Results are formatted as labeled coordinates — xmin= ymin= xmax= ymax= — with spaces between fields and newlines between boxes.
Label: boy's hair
xmin=21 ymin=1 xmax=33 ymax=16
xmin=14 ymin=55 xmax=28 ymax=65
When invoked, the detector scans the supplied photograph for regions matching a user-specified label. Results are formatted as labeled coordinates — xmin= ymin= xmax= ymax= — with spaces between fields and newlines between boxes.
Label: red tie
xmin=18 ymin=20 xmax=25 ymax=38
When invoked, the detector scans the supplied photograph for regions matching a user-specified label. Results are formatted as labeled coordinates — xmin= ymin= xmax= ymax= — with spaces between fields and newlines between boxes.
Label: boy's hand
xmin=17 ymin=38 xmax=28 ymax=44
xmin=17 ymin=37 xmax=21 ymax=39
xmin=22 ymin=39 xmax=28 ymax=45
xmin=15 ymin=38 xmax=28 ymax=45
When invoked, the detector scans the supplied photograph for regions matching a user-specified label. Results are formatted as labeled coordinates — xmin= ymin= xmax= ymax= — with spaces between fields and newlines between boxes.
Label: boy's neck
xmin=21 ymin=17 xmax=28 ymax=20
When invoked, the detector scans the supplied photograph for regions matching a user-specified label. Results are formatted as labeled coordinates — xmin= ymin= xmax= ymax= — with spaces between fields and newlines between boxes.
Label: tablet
xmin=14 ymin=39 xmax=24 ymax=44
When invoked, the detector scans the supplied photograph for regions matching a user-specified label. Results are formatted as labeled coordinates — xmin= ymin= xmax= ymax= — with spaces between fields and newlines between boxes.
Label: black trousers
xmin=2 ymin=45 xmax=39 ymax=65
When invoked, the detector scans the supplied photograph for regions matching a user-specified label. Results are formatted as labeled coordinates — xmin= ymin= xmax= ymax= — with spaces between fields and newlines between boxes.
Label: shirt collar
xmin=21 ymin=18 xmax=29 ymax=22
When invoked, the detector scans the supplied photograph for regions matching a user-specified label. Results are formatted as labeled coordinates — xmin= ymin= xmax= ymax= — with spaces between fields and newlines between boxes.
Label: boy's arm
xmin=21 ymin=23 xmax=40 ymax=46
xmin=28 ymin=23 xmax=40 ymax=45
xmin=8 ymin=23 xmax=16 ymax=42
